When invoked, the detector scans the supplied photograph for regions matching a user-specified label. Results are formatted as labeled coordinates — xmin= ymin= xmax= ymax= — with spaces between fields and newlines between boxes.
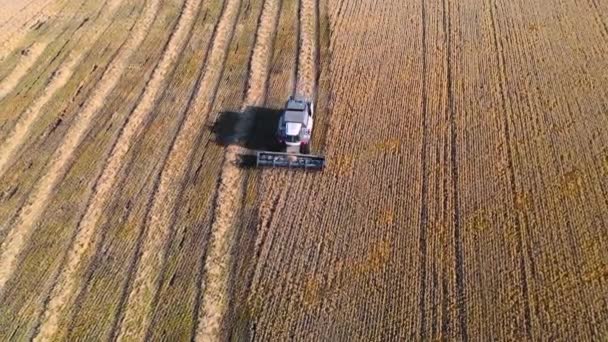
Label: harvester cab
xmin=278 ymin=96 xmax=313 ymax=154
xmin=256 ymin=96 xmax=325 ymax=169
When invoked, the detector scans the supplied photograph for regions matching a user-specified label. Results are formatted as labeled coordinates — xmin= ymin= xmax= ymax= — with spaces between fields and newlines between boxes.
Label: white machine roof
xmin=284 ymin=109 xmax=307 ymax=123
xmin=286 ymin=98 xmax=307 ymax=111
xmin=286 ymin=122 xmax=302 ymax=136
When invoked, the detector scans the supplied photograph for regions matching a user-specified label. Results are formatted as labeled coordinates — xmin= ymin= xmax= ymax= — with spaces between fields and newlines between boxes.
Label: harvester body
xmin=278 ymin=96 xmax=313 ymax=154
xmin=256 ymin=96 xmax=325 ymax=169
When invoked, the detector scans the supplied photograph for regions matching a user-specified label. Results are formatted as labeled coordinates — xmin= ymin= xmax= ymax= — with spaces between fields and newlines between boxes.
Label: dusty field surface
xmin=0 ymin=0 xmax=607 ymax=340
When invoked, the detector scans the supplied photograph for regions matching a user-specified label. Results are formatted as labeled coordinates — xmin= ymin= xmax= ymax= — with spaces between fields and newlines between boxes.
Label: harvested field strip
xmin=38 ymin=1 xmax=221 ymax=339
xmin=33 ymin=0 xmax=203 ymax=339
xmin=0 ymin=0 xmax=143 ymax=241
xmin=0 ymin=42 xmax=47 ymax=100
xmin=0 ymin=0 xmax=69 ymax=61
xmin=0 ymin=0 xmax=161 ymax=295
xmin=0 ymin=0 xmax=55 ymax=34
xmin=115 ymin=0 xmax=241 ymax=340
xmin=0 ymin=0 xmax=129 ymax=178
xmin=246 ymin=0 xmax=318 ymax=290
xmin=0 ymin=1 xmax=146 ymax=336
xmin=0 ymin=0 xmax=131 ymax=177
xmin=0 ymin=53 xmax=81 ymax=177
xmin=195 ymin=0 xmax=281 ymax=339
xmin=242 ymin=0 xmax=281 ymax=106
xmin=0 ymin=0 xmax=42 ymax=26
xmin=0 ymin=0 xmax=114 ymax=140
xmin=0 ymin=0 xmax=86 ymax=83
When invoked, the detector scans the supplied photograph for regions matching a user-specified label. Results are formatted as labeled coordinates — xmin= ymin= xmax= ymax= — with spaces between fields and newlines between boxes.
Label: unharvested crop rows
xmin=231 ymin=0 xmax=608 ymax=340
xmin=0 ymin=0 xmax=607 ymax=340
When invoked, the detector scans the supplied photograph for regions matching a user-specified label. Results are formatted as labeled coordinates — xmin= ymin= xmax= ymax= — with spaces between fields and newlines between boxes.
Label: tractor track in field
xmin=0 ymin=0 xmax=160 ymax=305
xmin=441 ymin=0 xmax=467 ymax=339
xmin=0 ymin=42 xmax=47 ymax=101
xmin=417 ymin=0 xmax=430 ymax=337
xmin=113 ymin=0 xmax=241 ymax=339
xmin=195 ymin=0 xmax=281 ymax=339
xmin=292 ymin=0 xmax=301 ymax=96
xmin=32 ymin=0 xmax=203 ymax=339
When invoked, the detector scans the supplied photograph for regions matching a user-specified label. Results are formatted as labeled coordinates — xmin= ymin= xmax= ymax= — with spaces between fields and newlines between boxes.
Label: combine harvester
xmin=256 ymin=95 xmax=325 ymax=170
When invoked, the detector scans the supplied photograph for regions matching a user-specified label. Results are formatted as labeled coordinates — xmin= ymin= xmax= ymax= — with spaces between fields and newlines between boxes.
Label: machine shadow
xmin=212 ymin=106 xmax=282 ymax=150
xmin=212 ymin=106 xmax=282 ymax=168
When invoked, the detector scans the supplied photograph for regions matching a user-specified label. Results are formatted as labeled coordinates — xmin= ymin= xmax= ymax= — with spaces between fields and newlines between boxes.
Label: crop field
xmin=0 ymin=0 xmax=607 ymax=340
